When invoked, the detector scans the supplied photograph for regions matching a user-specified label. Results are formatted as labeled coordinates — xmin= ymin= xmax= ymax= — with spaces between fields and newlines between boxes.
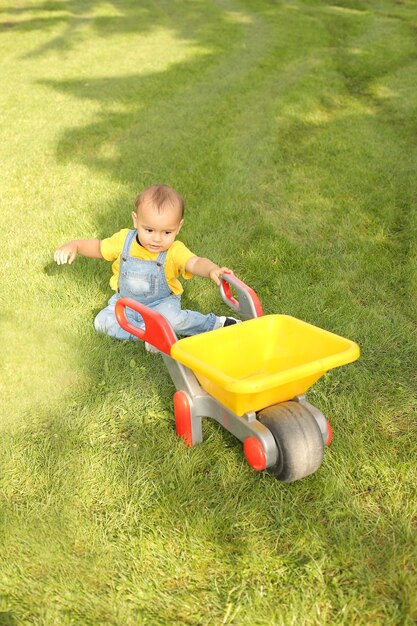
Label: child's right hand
xmin=54 ymin=241 xmax=78 ymax=265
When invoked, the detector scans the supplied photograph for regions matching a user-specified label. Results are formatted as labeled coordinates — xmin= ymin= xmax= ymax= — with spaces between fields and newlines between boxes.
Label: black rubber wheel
xmin=257 ymin=401 xmax=324 ymax=482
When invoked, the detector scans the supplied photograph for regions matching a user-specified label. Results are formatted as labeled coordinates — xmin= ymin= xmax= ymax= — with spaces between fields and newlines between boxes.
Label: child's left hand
xmin=209 ymin=267 xmax=234 ymax=286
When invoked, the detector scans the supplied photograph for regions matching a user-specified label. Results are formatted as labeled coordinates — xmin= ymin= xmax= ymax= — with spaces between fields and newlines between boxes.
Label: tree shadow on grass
xmin=0 ymin=613 xmax=17 ymax=626
xmin=0 ymin=0 xmax=238 ymax=60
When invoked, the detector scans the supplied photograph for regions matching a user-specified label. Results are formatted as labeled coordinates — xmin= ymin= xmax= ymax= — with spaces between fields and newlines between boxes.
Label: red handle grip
xmin=115 ymin=297 xmax=177 ymax=355
xmin=220 ymin=274 xmax=264 ymax=320
xmin=221 ymin=280 xmax=239 ymax=311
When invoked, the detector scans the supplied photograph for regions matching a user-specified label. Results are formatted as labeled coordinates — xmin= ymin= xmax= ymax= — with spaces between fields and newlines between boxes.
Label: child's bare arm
xmin=54 ymin=239 xmax=103 ymax=265
xmin=185 ymin=256 xmax=234 ymax=286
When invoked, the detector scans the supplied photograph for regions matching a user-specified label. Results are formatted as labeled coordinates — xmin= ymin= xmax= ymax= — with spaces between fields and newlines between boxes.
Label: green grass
xmin=1 ymin=0 xmax=416 ymax=623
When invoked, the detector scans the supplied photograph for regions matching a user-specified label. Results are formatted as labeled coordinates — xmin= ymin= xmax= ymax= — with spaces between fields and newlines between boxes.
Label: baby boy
xmin=54 ymin=184 xmax=238 ymax=344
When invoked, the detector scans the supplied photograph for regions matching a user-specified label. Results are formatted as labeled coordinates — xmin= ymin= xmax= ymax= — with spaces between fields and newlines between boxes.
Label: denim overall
xmin=94 ymin=229 xmax=218 ymax=340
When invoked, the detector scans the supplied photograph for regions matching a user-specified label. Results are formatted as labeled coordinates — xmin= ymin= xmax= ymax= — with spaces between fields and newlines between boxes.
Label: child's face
xmin=132 ymin=203 xmax=184 ymax=254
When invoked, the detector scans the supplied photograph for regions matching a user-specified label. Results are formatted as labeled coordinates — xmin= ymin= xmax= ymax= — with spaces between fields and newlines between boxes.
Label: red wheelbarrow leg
xmin=325 ymin=419 xmax=333 ymax=446
xmin=173 ymin=391 xmax=193 ymax=446
xmin=243 ymin=436 xmax=267 ymax=471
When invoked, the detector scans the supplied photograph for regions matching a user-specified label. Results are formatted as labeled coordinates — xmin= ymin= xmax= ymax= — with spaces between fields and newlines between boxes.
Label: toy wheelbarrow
xmin=115 ymin=275 xmax=360 ymax=482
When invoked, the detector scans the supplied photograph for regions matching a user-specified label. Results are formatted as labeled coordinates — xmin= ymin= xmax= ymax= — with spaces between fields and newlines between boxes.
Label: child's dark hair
xmin=135 ymin=184 xmax=185 ymax=218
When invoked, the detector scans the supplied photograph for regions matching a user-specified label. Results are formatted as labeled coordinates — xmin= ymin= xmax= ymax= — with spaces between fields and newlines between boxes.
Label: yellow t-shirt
xmin=100 ymin=229 xmax=196 ymax=295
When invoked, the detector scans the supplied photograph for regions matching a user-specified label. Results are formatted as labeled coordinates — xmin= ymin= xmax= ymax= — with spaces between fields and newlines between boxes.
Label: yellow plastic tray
xmin=171 ymin=315 xmax=360 ymax=415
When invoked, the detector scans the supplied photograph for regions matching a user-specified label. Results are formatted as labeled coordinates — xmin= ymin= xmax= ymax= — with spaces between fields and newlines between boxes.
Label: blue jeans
xmin=94 ymin=293 xmax=220 ymax=341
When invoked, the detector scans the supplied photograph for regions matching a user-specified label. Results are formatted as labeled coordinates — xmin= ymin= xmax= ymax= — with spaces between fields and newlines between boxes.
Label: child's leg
xmin=94 ymin=294 xmax=227 ymax=342
xmin=152 ymin=295 xmax=221 ymax=336
xmin=94 ymin=294 xmax=142 ymax=341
